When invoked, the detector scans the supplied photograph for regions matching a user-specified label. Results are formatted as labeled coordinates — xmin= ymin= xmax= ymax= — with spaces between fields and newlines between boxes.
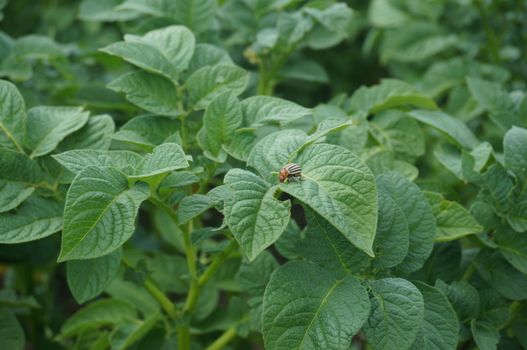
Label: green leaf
xmin=0 ymin=79 xmax=26 ymax=152
xmin=369 ymin=0 xmax=408 ymax=27
xmin=425 ymin=192 xmax=482 ymax=242
xmin=0 ymin=180 xmax=33 ymax=213
xmin=186 ymin=65 xmax=248 ymax=110
xmin=236 ymin=251 xmax=278 ymax=296
xmin=475 ymin=251 xmax=527 ymax=301
xmin=177 ymin=194 xmax=213 ymax=225
xmin=108 ymin=71 xmax=181 ymax=116
xmin=58 ymin=166 xmax=150 ymax=261
xmin=247 ymin=129 xmax=308 ymax=183
xmin=376 ymin=174 xmax=436 ymax=273
xmin=242 ymin=95 xmax=311 ymax=126
xmin=109 ymin=312 xmax=161 ymax=350
xmin=363 ymin=278 xmax=424 ymax=350
xmin=495 ymin=230 xmax=527 ymax=274
xmin=224 ymin=169 xmax=290 ymax=261
xmin=299 ymin=208 xmax=369 ymax=277
xmin=0 ymin=195 xmax=63 ymax=244
xmin=59 ymin=114 xmax=115 ymax=151
xmin=197 ymin=92 xmax=242 ymax=162
xmin=436 ymin=280 xmax=480 ymax=322
xmin=53 ymin=150 xmax=142 ymax=176
xmin=408 ymin=110 xmax=479 ymax=149
xmin=173 ymin=0 xmax=216 ymax=33
xmin=113 ymin=115 xmax=180 ymax=150
xmin=262 ymin=261 xmax=370 ymax=350
xmin=504 ymin=126 xmax=527 ymax=183
xmin=280 ymin=144 xmax=378 ymax=256
xmin=223 ymin=128 xmax=257 ymax=161
xmin=279 ymin=60 xmax=329 ymax=83
xmin=0 ymin=148 xmax=44 ymax=183
xmin=467 ymin=77 xmax=519 ymax=130
xmin=26 ymin=106 xmax=90 ymax=158
xmin=0 ymin=309 xmax=24 ymax=350
xmin=409 ymin=282 xmax=459 ymax=350
xmin=371 ymin=184 xmax=410 ymax=270
xmin=187 ymin=43 xmax=233 ymax=75
xmin=101 ymin=25 xmax=195 ymax=81
xmin=67 ymin=248 xmax=122 ymax=304
xmin=130 ymin=143 xmax=189 ymax=179
xmin=60 ymin=299 xmax=137 ymax=338
xmin=78 ymin=0 xmax=140 ymax=21
xmin=471 ymin=319 xmax=500 ymax=350
xmin=349 ymin=79 xmax=437 ymax=114
xmin=370 ymin=111 xmax=425 ymax=160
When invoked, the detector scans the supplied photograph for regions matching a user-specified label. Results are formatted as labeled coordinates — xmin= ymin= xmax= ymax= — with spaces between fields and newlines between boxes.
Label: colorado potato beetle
xmin=279 ymin=163 xmax=302 ymax=183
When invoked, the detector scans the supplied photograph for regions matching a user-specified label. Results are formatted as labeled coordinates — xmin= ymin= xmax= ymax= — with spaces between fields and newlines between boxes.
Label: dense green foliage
xmin=1 ymin=0 xmax=527 ymax=349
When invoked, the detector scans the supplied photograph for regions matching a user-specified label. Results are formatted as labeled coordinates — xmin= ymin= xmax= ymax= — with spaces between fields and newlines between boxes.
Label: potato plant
xmin=0 ymin=0 xmax=526 ymax=349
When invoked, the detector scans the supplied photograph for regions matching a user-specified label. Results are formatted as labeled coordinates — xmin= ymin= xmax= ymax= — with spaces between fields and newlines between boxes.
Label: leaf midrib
xmin=61 ymin=185 xmax=131 ymax=260
xmin=297 ymin=277 xmax=345 ymax=349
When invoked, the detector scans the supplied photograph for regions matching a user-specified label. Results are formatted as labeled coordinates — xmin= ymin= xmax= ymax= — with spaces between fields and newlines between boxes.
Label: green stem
xmin=177 ymin=324 xmax=191 ymax=350
xmin=144 ymin=279 xmax=177 ymax=320
xmin=198 ymin=240 xmax=237 ymax=286
xmin=205 ymin=327 xmax=237 ymax=350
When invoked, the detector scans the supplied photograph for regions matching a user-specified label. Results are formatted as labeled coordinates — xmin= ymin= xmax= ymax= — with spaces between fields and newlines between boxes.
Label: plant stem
xmin=177 ymin=324 xmax=191 ymax=350
xmin=198 ymin=240 xmax=238 ymax=286
xmin=205 ymin=327 xmax=237 ymax=350
xmin=144 ymin=279 xmax=177 ymax=320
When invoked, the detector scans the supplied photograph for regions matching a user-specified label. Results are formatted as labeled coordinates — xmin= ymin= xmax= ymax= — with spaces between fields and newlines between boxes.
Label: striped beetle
xmin=279 ymin=163 xmax=302 ymax=183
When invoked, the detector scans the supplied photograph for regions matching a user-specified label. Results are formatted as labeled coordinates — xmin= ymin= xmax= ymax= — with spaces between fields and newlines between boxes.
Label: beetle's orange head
xmin=279 ymin=168 xmax=288 ymax=182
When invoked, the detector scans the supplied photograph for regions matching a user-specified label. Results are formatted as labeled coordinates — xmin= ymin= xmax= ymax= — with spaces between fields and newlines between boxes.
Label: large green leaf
xmin=0 ymin=309 xmax=24 ymax=350
xmin=112 ymin=115 xmax=180 ymax=150
xmin=186 ymin=43 xmax=233 ymax=75
xmin=495 ymin=231 xmax=527 ymax=274
xmin=247 ymin=129 xmax=308 ymax=183
xmin=130 ymin=143 xmax=189 ymax=179
xmin=186 ymin=65 xmax=248 ymax=110
xmin=67 ymin=248 xmax=122 ymax=304
xmin=224 ymin=169 xmax=290 ymax=260
xmin=0 ymin=148 xmax=43 ymax=184
xmin=0 ymin=180 xmax=33 ymax=213
xmin=408 ymin=110 xmax=479 ymax=149
xmin=173 ymin=0 xmax=216 ymax=33
xmin=467 ymin=77 xmax=518 ymax=130
xmin=53 ymin=150 xmax=142 ymax=176
xmin=242 ymin=95 xmax=311 ymax=126
xmin=78 ymin=0 xmax=140 ymax=21
xmin=58 ymin=166 xmax=149 ymax=261
xmin=376 ymin=174 xmax=436 ymax=272
xmin=471 ymin=319 xmax=500 ymax=350
xmin=26 ymin=106 xmax=89 ymax=158
xmin=0 ymin=195 xmax=63 ymax=244
xmin=363 ymin=278 xmax=424 ymax=350
xmin=60 ymin=299 xmax=137 ymax=338
xmin=280 ymin=143 xmax=378 ymax=256
xmin=371 ymin=185 xmax=409 ymax=270
xmin=197 ymin=92 xmax=242 ymax=162
xmin=59 ymin=114 xmax=115 ymax=151
xmin=349 ymin=79 xmax=437 ymax=114
xmin=504 ymin=126 xmax=527 ymax=184
xmin=435 ymin=280 xmax=480 ymax=322
xmin=425 ymin=192 xmax=482 ymax=242
xmin=0 ymin=80 xmax=26 ymax=152
xmin=108 ymin=71 xmax=181 ymax=116
xmin=299 ymin=208 xmax=369 ymax=277
xmin=370 ymin=111 xmax=425 ymax=160
xmin=101 ymin=25 xmax=195 ymax=81
xmin=262 ymin=261 xmax=370 ymax=350
xmin=409 ymin=282 xmax=459 ymax=350
xmin=236 ymin=251 xmax=278 ymax=296
xmin=177 ymin=194 xmax=213 ymax=225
